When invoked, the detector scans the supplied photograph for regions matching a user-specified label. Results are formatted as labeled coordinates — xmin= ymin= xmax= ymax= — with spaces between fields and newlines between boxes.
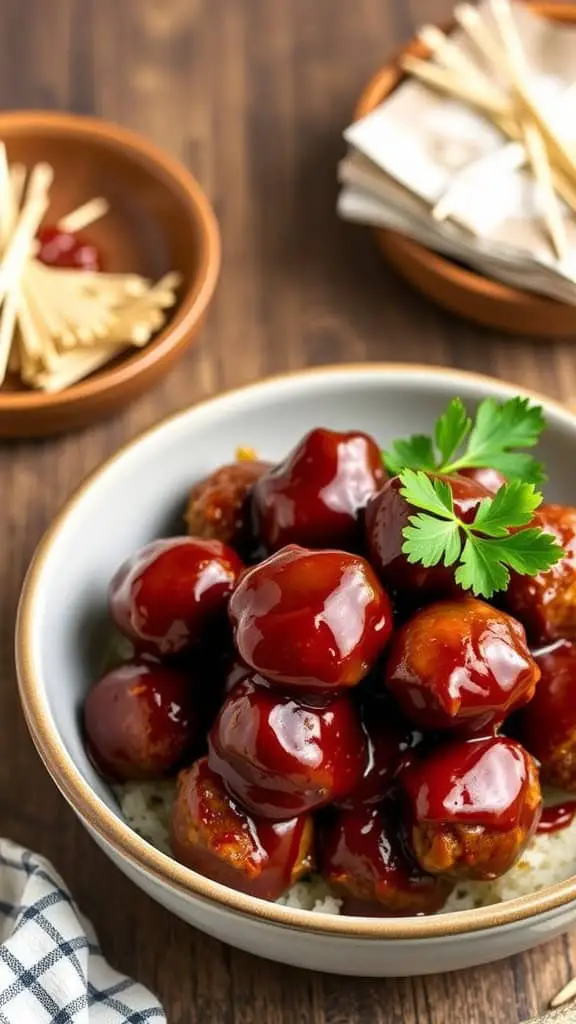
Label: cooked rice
xmin=113 ymin=780 xmax=576 ymax=915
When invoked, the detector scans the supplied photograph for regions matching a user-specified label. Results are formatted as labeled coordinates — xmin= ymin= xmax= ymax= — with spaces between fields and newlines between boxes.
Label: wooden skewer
xmin=420 ymin=23 xmax=515 ymax=223
xmin=10 ymin=164 xmax=26 ymax=205
xmin=19 ymin=295 xmax=54 ymax=374
xmin=100 ymin=305 xmax=171 ymax=348
xmin=455 ymin=3 xmax=508 ymax=68
xmin=8 ymin=336 xmax=20 ymax=374
xmin=550 ymin=977 xmax=576 ymax=1009
xmin=419 ymin=24 xmax=504 ymax=103
xmin=400 ymin=54 xmax=509 ymax=120
xmin=0 ymin=144 xmax=14 ymax=253
xmin=33 ymin=262 xmax=151 ymax=298
xmin=521 ymin=118 xmax=569 ymax=261
xmin=408 ymin=10 xmax=576 ymax=223
xmin=0 ymin=156 xmax=180 ymax=390
xmin=487 ymin=0 xmax=569 ymax=261
xmin=7 ymin=164 xmax=26 ymax=241
xmin=74 ymin=274 xmax=180 ymax=348
xmin=456 ymin=4 xmax=576 ymax=167
xmin=57 ymin=196 xmax=109 ymax=234
xmin=0 ymin=291 xmax=19 ymax=383
xmin=21 ymin=278 xmax=61 ymax=372
xmin=486 ymin=0 xmax=576 ymax=187
xmin=0 ymin=163 xmax=52 ymax=383
xmin=33 ymin=340 xmax=131 ymax=392
xmin=25 ymin=262 xmax=77 ymax=346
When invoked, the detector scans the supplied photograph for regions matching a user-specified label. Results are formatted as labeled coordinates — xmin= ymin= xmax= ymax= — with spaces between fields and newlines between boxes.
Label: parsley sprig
xmin=382 ymin=396 xmax=563 ymax=599
xmin=384 ymin=396 xmax=546 ymax=484
xmin=399 ymin=471 xmax=563 ymax=599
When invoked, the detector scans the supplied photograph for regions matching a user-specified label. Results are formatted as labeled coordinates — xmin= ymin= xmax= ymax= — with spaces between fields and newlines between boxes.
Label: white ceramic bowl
xmin=16 ymin=364 xmax=576 ymax=977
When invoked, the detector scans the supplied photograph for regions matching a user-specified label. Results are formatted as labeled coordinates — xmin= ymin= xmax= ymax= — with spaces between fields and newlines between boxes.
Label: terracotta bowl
xmin=0 ymin=111 xmax=220 ymax=438
xmin=354 ymin=3 xmax=576 ymax=338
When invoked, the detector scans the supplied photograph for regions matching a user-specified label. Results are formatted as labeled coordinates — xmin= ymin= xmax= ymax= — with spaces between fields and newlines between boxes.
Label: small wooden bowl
xmin=0 ymin=111 xmax=220 ymax=437
xmin=354 ymin=2 xmax=576 ymax=338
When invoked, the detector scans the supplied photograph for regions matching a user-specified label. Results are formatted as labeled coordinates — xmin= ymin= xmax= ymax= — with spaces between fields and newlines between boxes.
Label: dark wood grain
xmin=0 ymin=1 xmax=574 ymax=1022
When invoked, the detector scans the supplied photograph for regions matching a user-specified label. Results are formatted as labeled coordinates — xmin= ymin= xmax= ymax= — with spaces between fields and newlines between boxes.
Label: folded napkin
xmin=0 ymin=839 xmax=165 ymax=1023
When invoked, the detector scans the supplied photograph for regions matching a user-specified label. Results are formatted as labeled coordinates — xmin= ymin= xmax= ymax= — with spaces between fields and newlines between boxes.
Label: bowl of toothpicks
xmin=344 ymin=1 xmax=576 ymax=338
xmin=0 ymin=110 xmax=220 ymax=437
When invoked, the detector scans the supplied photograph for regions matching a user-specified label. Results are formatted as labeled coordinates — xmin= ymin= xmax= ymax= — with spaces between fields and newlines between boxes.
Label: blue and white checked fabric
xmin=0 ymin=840 xmax=166 ymax=1023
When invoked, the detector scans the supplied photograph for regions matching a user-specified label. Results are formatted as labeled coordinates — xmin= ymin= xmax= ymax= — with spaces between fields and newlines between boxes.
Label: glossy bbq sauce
xmin=36 ymin=225 xmax=102 ymax=271
xmin=402 ymin=736 xmax=533 ymax=830
xmin=537 ymin=801 xmax=576 ymax=834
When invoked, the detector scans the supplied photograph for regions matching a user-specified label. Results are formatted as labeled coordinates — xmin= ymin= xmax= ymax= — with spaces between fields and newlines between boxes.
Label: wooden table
xmin=1 ymin=1 xmax=576 ymax=1021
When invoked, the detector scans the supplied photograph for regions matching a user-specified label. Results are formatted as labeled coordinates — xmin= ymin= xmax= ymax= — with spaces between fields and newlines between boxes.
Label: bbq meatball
xmin=252 ymin=428 xmax=386 ymax=554
xmin=384 ymin=598 xmax=540 ymax=733
xmin=505 ymin=504 xmax=576 ymax=645
xmin=320 ymin=802 xmax=453 ymax=915
xmin=171 ymin=758 xmax=313 ymax=900
xmin=365 ymin=473 xmax=490 ymax=603
xmin=110 ymin=537 xmax=243 ymax=657
xmin=185 ymin=460 xmax=270 ymax=552
xmin=84 ymin=660 xmax=200 ymax=781
xmin=208 ymin=677 xmax=367 ymax=818
xmin=515 ymin=639 xmax=576 ymax=790
xmin=229 ymin=545 xmax=393 ymax=696
xmin=337 ymin=698 xmax=423 ymax=808
xmin=401 ymin=736 xmax=542 ymax=881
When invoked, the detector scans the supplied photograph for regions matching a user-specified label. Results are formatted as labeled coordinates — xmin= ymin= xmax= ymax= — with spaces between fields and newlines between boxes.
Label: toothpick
xmin=455 ymin=3 xmax=508 ymax=68
xmin=0 ymin=289 xmax=19 ymax=384
xmin=25 ymin=262 xmax=77 ymax=346
xmin=550 ymin=977 xmax=576 ymax=1009
xmin=419 ymin=24 xmax=504 ymax=104
xmin=522 ymin=118 xmax=569 ymax=261
xmin=57 ymin=196 xmax=109 ymax=234
xmin=0 ymin=154 xmax=180 ymax=390
xmin=408 ymin=9 xmax=576 ymax=225
xmin=400 ymin=54 xmax=510 ymax=120
xmin=488 ymin=0 xmax=569 ymax=261
xmin=0 ymin=144 xmax=14 ymax=254
xmin=33 ymin=341 xmax=130 ymax=392
xmin=489 ymin=0 xmax=576 ymax=187
xmin=0 ymin=163 xmax=52 ymax=384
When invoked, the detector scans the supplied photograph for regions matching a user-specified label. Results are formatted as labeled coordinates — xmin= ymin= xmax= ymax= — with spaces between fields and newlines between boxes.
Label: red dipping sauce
xmin=402 ymin=736 xmax=535 ymax=831
xmin=37 ymin=225 xmax=101 ymax=271
xmin=537 ymin=802 xmax=576 ymax=834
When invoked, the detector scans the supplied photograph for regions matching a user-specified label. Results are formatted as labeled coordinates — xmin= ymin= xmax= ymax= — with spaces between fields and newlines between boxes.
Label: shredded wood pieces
xmin=400 ymin=0 xmax=576 ymax=262
xmin=0 ymin=151 xmax=182 ymax=392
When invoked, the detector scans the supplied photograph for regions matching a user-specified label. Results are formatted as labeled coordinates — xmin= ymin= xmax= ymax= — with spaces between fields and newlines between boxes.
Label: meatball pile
xmin=83 ymin=425 xmax=576 ymax=917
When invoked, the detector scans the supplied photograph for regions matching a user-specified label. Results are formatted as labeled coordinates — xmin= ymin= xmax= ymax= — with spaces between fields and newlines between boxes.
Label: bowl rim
xmin=16 ymin=362 xmax=576 ymax=940
xmin=352 ymin=1 xmax=574 ymax=318
xmin=0 ymin=109 xmax=221 ymax=410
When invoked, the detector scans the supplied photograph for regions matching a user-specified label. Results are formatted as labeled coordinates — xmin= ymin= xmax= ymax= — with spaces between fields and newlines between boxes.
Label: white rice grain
xmin=114 ymin=781 xmax=576 ymax=915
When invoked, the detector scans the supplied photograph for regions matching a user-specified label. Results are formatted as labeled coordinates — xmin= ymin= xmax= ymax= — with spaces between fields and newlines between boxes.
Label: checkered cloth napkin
xmin=0 ymin=839 xmax=166 ymax=1023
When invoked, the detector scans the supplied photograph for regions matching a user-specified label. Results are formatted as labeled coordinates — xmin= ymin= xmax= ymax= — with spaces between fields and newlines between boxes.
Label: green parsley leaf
xmin=398 ymin=469 xmax=453 ymax=519
xmin=466 ymin=397 xmax=545 ymax=457
xmin=398 ymin=471 xmax=563 ymax=599
xmin=382 ymin=395 xmax=546 ymax=483
xmin=403 ymin=514 xmax=462 ymax=567
xmin=470 ymin=450 xmax=545 ymax=485
xmin=383 ymin=435 xmax=436 ymax=475
xmin=455 ymin=537 xmax=511 ymax=598
xmin=472 ymin=480 xmax=542 ymax=537
xmin=484 ymin=529 xmax=564 ymax=576
xmin=434 ymin=398 xmax=471 ymax=467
